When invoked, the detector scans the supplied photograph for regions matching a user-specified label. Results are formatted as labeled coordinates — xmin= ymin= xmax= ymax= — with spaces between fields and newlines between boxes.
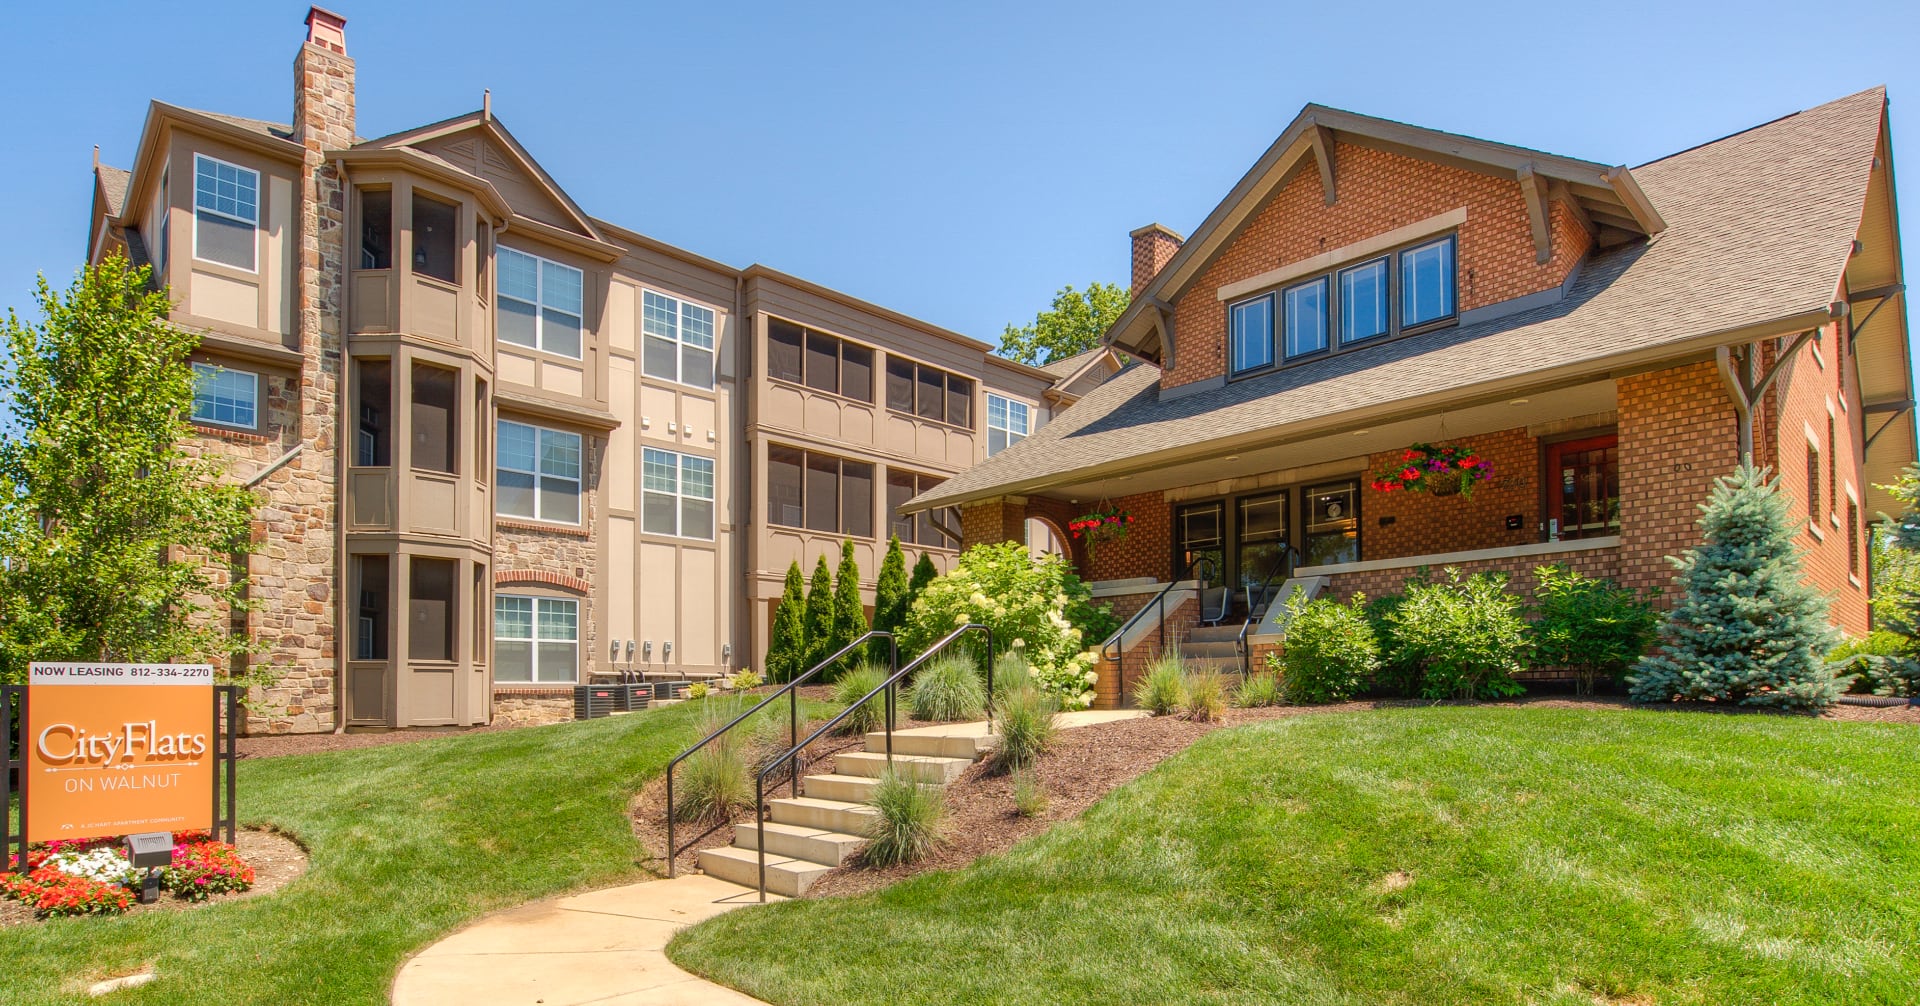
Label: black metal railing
xmin=1236 ymin=545 xmax=1301 ymax=678
xmin=664 ymin=631 xmax=897 ymax=879
xmin=748 ymin=622 xmax=992 ymax=900
xmin=1100 ymin=555 xmax=1218 ymax=667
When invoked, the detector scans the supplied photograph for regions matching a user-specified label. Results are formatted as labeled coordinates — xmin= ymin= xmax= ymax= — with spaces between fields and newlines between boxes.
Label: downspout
xmin=733 ymin=271 xmax=748 ymax=680
xmin=1715 ymin=345 xmax=1754 ymax=463
xmin=332 ymin=157 xmax=351 ymax=734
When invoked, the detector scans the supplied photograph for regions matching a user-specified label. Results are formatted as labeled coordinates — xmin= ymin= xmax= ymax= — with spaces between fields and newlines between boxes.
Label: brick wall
xmin=1617 ymin=361 xmax=1740 ymax=603
xmin=1090 ymin=593 xmax=1198 ymax=709
xmin=1365 ymin=427 xmax=1541 ymax=560
xmin=1323 ymin=543 xmax=1623 ymax=606
xmin=1165 ymin=141 xmax=1591 ymax=390
xmin=1131 ymin=224 xmax=1183 ymax=297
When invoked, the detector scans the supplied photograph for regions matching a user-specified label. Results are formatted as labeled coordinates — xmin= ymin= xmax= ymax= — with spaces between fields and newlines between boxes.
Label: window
xmin=887 ymin=469 xmax=959 ymax=548
xmin=1229 ymin=294 xmax=1274 ymax=374
xmin=411 ymin=193 xmax=458 ymax=283
xmin=1827 ymin=413 xmax=1838 ymax=518
xmin=886 ymin=358 xmax=972 ymax=427
xmin=354 ymin=359 xmax=391 ymax=466
xmin=642 ymin=290 xmax=717 ymax=389
xmin=497 ymin=247 xmax=584 ymax=358
xmin=352 ymin=554 xmax=389 ymax=661
xmin=766 ymin=319 xmax=872 ymax=402
xmin=193 ymin=154 xmax=258 ymax=270
xmin=1339 ymin=258 xmax=1390 ymax=343
xmin=497 ymin=420 xmax=581 ymax=524
xmin=408 ymin=557 xmax=456 ymax=662
xmin=1546 ymin=436 xmax=1619 ymax=541
xmin=358 ymin=188 xmax=392 ymax=269
xmin=986 ymin=393 xmax=1030 ymax=456
xmin=1400 ymin=236 xmax=1456 ymax=328
xmin=1807 ymin=441 xmax=1821 ymax=522
xmin=192 ymin=363 xmax=259 ymax=429
xmin=494 ymin=595 xmax=578 ymax=683
xmin=1283 ymin=277 xmax=1329 ymax=359
xmin=642 ymin=447 xmax=716 ymax=539
xmin=411 ymin=364 xmax=457 ymax=474
xmin=768 ymin=445 xmax=873 ymax=537
xmin=1848 ymin=498 xmax=1861 ymax=578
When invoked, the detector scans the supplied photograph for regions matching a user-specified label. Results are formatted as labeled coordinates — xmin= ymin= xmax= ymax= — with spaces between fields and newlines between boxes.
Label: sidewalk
xmin=390 ymin=873 xmax=772 ymax=1006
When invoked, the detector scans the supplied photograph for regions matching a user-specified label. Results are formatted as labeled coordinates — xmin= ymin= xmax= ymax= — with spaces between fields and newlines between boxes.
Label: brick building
xmin=909 ymin=91 xmax=1914 ymax=706
xmin=80 ymin=9 xmax=1114 ymax=732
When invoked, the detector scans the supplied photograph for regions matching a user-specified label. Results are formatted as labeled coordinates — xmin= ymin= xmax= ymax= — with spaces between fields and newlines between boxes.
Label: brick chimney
xmin=1130 ymin=223 xmax=1184 ymax=297
xmin=294 ymin=7 xmax=354 ymax=151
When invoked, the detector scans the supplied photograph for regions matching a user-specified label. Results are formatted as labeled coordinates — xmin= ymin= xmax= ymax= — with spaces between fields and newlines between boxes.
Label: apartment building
xmin=82 ymin=8 xmax=1088 ymax=732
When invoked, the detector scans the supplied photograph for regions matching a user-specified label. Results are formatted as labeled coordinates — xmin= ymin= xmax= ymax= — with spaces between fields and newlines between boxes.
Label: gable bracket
xmin=1517 ymin=164 xmax=1551 ymax=264
xmin=1306 ymin=118 xmax=1336 ymax=206
xmin=1717 ymin=330 xmax=1818 ymax=459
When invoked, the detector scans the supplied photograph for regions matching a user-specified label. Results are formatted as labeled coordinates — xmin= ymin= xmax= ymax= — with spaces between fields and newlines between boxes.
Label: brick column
xmin=1617 ymin=361 xmax=1739 ymax=603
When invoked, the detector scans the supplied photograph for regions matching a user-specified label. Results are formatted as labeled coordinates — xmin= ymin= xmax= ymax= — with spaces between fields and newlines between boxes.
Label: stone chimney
xmin=1130 ymin=223 xmax=1184 ymax=297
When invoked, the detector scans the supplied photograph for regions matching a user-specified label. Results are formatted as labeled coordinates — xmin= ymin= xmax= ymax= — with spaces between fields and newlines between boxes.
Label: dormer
xmin=1107 ymin=105 xmax=1665 ymax=393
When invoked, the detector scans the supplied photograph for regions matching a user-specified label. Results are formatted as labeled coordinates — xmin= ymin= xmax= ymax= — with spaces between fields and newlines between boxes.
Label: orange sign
xmin=24 ymin=663 xmax=215 ymax=843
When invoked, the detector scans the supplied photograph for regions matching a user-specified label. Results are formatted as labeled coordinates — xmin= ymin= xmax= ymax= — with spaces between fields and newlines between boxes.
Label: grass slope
xmin=672 ymin=706 xmax=1920 ymax=1005
xmin=1 ymin=697 xmax=794 ymax=1005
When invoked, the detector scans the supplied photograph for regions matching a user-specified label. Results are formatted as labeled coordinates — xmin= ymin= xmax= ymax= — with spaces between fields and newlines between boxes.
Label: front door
xmin=1545 ymin=435 xmax=1619 ymax=541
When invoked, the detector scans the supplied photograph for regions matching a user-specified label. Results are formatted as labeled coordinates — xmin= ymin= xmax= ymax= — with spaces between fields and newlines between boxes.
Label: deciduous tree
xmin=997 ymin=282 xmax=1130 ymax=366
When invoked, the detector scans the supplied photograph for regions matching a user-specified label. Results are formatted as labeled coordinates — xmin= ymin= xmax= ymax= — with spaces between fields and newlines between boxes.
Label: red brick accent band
xmin=495 ymin=569 xmax=592 ymax=594
xmin=496 ymin=517 xmax=591 ymax=538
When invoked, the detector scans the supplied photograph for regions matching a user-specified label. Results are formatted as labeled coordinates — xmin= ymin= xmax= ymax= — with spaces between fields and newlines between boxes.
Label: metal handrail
xmin=1236 ymin=545 xmax=1301 ymax=678
xmin=1100 ymin=555 xmax=1218 ymax=665
xmin=749 ymin=622 xmax=992 ymax=900
xmin=664 ymin=630 xmax=897 ymax=878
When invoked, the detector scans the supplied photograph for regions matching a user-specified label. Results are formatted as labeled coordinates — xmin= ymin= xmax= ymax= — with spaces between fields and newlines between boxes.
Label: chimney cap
xmin=1129 ymin=222 xmax=1185 ymax=243
xmin=305 ymin=6 xmax=348 ymax=53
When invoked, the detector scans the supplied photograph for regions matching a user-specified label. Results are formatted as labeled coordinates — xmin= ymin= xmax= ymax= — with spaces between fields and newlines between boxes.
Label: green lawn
xmin=671 ymin=706 xmax=1920 ymax=1005
xmin=1 ymin=697 xmax=807 ymax=1006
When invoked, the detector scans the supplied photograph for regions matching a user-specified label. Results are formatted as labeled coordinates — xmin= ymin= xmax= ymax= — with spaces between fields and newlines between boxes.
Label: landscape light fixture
xmin=124 ymin=832 xmax=172 ymax=904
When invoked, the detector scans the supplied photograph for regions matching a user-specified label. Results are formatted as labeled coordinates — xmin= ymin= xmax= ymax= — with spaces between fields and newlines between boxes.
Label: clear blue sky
xmin=1 ymin=0 xmax=1917 ymax=351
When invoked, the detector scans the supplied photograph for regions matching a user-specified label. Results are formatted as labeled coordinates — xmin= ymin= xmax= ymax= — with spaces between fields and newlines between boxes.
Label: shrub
xmin=803 ymin=556 xmax=836 ymax=672
xmin=1362 ymin=590 xmax=1422 ymax=697
xmin=908 ymin=654 xmax=987 ymax=722
xmin=1011 ymin=769 xmax=1049 ymax=818
xmin=1280 ymin=591 xmax=1380 ymax=703
xmin=833 ymin=663 xmax=890 ymax=735
xmin=1631 ymin=464 xmax=1840 ymax=710
xmin=687 ymin=681 xmax=710 ymax=700
xmin=899 ymin=541 xmax=1116 ymax=710
xmin=831 ymin=539 xmax=869 ymax=665
xmin=1385 ymin=568 xmax=1529 ymax=701
xmin=1135 ymin=653 xmax=1189 ymax=715
xmin=861 ymin=770 xmax=945 ymax=867
xmin=675 ymin=715 xmax=753 ymax=824
xmin=1235 ymin=669 xmax=1282 ymax=708
xmin=765 ymin=561 xmax=808 ymax=683
xmin=991 ymin=648 xmax=1036 ymax=695
xmin=729 ymin=668 xmax=764 ymax=690
xmin=1528 ymin=564 xmax=1658 ymax=695
xmin=870 ymin=535 xmax=911 ymax=663
xmin=161 ymin=839 xmax=255 ymax=901
xmin=1828 ymin=631 xmax=1918 ymax=696
xmin=1183 ymin=670 xmax=1226 ymax=723
xmin=989 ymin=678 xmax=1058 ymax=773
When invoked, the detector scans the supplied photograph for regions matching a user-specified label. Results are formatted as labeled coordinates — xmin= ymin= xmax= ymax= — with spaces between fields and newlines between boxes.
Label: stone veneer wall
xmin=492 ymin=690 xmax=575 ymax=727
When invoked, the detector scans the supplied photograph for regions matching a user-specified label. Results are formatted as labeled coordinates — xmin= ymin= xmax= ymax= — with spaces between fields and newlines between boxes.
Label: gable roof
xmin=1108 ymin=102 xmax=1667 ymax=363
xmin=95 ymin=164 xmax=130 ymax=217
xmin=356 ymin=111 xmax=605 ymax=242
xmin=908 ymin=88 xmax=1889 ymax=513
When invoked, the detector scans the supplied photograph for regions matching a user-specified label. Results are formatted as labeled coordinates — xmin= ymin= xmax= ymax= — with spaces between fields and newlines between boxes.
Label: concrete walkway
xmin=392 ymin=709 xmax=1148 ymax=1005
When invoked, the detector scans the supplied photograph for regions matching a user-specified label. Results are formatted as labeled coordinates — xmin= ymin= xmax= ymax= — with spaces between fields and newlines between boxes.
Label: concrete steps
xmin=692 ymin=722 xmax=988 ymax=896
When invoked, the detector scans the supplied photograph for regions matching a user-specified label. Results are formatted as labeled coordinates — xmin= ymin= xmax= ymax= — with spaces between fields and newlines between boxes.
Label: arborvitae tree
xmin=870 ymin=536 xmax=910 ymax=664
xmin=909 ymin=553 xmax=939 ymax=605
xmin=765 ymin=561 xmax=807 ymax=682
xmin=1629 ymin=463 xmax=1839 ymax=710
xmin=802 ymin=554 xmax=835 ymax=674
xmin=829 ymin=538 xmax=867 ymax=675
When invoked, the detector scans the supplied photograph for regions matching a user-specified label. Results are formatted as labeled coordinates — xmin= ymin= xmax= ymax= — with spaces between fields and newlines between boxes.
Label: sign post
xmin=22 ymin=663 xmax=216 ymax=844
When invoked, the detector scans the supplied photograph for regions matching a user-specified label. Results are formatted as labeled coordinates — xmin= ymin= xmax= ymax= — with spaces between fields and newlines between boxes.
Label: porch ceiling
xmin=1040 ymin=380 xmax=1616 ymax=505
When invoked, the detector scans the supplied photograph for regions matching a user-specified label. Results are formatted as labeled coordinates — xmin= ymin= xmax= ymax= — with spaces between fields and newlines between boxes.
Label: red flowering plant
xmin=2 ymin=869 xmax=134 ymax=918
xmin=2 ymin=829 xmax=255 ymax=917
xmin=1068 ymin=507 xmax=1132 ymax=543
xmin=161 ymin=837 xmax=256 ymax=901
xmin=1370 ymin=443 xmax=1494 ymax=498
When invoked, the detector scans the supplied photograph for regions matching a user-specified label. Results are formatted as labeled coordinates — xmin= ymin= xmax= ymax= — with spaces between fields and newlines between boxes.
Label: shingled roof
xmin=908 ymin=88 xmax=1888 ymax=512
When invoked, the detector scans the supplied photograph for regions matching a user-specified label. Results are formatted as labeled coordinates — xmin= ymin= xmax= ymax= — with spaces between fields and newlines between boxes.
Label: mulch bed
xmin=0 ymin=828 xmax=309 ymax=928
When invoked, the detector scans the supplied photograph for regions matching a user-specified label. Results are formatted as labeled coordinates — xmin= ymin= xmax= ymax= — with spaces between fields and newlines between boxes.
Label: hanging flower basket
xmin=1068 ymin=507 xmax=1132 ymax=549
xmin=1370 ymin=443 xmax=1494 ymax=498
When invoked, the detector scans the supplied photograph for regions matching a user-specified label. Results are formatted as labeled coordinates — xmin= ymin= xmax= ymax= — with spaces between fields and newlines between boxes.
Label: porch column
xmin=959 ymin=497 xmax=1027 ymax=549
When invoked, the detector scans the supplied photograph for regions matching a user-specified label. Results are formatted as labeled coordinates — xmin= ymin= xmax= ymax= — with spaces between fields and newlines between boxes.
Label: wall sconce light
xmin=662 ymin=641 xmax=673 ymax=662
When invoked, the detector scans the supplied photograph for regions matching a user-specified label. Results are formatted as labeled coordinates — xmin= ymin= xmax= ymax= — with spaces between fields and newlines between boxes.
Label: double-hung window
xmin=986 ymin=393 xmax=1030 ymax=456
xmin=191 ymin=363 xmax=259 ymax=429
xmin=642 ymin=448 xmax=716 ymax=539
xmin=193 ymin=154 xmax=258 ymax=270
xmin=497 ymin=247 xmax=584 ymax=358
xmin=494 ymin=595 xmax=578 ymax=683
xmin=1229 ymin=295 xmax=1274 ymax=374
xmin=642 ymin=290 xmax=717 ymax=389
xmin=496 ymin=420 xmax=582 ymax=524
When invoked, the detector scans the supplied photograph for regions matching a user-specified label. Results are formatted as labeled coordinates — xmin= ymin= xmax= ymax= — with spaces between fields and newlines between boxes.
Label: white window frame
xmin=192 ymin=154 xmax=259 ymax=272
xmin=493 ymin=594 xmax=579 ymax=684
xmin=986 ymin=393 xmax=1030 ymax=456
xmin=495 ymin=419 xmax=583 ymax=525
xmin=642 ymin=447 xmax=717 ymax=540
xmin=496 ymin=246 xmax=585 ymax=359
xmin=641 ymin=289 xmax=717 ymax=389
xmin=191 ymin=362 xmax=260 ymax=429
